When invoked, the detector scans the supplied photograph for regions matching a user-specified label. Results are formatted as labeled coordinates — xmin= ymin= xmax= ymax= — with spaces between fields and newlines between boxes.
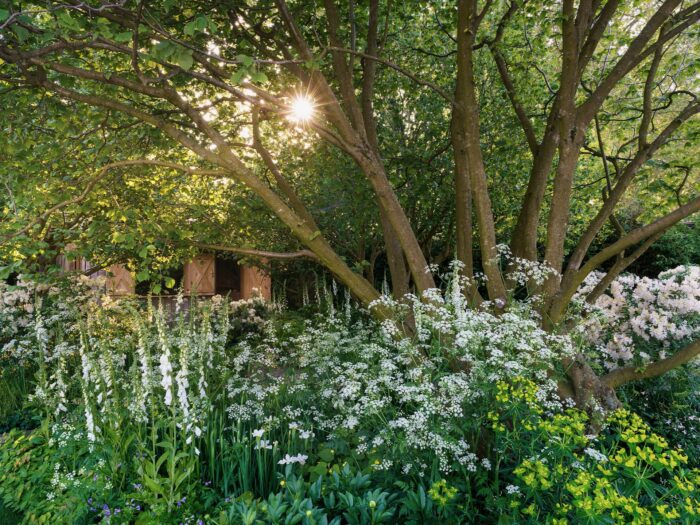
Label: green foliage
xmin=0 ymin=360 xmax=34 ymax=428
xmin=0 ymin=422 xmax=118 ymax=525
xmin=488 ymin=379 xmax=700 ymax=524
xmin=619 ymin=365 xmax=700 ymax=466
xmin=630 ymin=221 xmax=700 ymax=277
xmin=2 ymin=0 xmax=695 ymax=293
xmin=215 ymin=466 xmax=397 ymax=525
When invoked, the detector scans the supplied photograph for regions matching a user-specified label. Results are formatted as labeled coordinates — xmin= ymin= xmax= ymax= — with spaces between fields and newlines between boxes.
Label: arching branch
xmin=602 ymin=339 xmax=700 ymax=388
xmin=251 ymin=109 xmax=319 ymax=230
xmin=194 ymin=243 xmax=319 ymax=261
xmin=549 ymin=196 xmax=700 ymax=322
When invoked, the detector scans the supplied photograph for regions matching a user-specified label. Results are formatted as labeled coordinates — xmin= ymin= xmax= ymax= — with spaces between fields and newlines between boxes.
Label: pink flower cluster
xmin=577 ymin=266 xmax=700 ymax=370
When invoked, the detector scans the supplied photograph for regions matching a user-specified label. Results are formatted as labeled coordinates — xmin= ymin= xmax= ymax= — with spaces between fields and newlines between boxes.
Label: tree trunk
xmin=542 ymin=0 xmax=582 ymax=300
xmin=451 ymin=95 xmax=478 ymax=303
xmin=509 ymin=108 xmax=559 ymax=261
xmin=379 ymin=205 xmax=410 ymax=298
xmin=454 ymin=0 xmax=507 ymax=302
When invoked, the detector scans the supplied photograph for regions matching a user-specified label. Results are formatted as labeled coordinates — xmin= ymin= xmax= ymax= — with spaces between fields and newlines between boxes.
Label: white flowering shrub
xmin=225 ymin=273 xmax=573 ymax=476
xmin=0 ymin=275 xmax=114 ymax=422
xmin=573 ymin=265 xmax=700 ymax=464
xmin=0 ymin=275 xmax=102 ymax=363
xmin=575 ymin=265 xmax=700 ymax=371
xmin=227 ymin=295 xmax=272 ymax=340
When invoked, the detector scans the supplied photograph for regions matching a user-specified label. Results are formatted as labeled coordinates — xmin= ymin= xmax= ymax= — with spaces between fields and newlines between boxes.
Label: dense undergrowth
xmin=0 ymin=266 xmax=698 ymax=524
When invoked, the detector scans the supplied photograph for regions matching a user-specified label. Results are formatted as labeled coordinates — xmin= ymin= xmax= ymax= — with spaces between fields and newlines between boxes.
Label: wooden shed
xmin=57 ymin=251 xmax=271 ymax=301
xmin=180 ymin=253 xmax=271 ymax=300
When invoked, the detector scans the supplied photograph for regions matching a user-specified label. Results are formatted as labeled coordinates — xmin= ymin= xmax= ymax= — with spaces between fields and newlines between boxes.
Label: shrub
xmin=575 ymin=265 xmax=699 ymax=371
xmin=575 ymin=266 xmax=700 ymax=465
xmin=489 ymin=378 xmax=700 ymax=524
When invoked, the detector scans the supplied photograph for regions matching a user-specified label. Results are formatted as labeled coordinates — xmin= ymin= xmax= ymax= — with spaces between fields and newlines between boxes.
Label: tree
xmin=1 ymin=0 xmax=698 ymax=406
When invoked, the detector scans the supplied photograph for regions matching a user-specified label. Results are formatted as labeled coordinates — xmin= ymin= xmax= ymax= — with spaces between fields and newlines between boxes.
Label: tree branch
xmin=322 ymin=0 xmax=367 ymax=135
xmin=565 ymin=99 xmax=699 ymax=274
xmin=251 ymin=110 xmax=319 ymax=231
xmin=549 ymin=196 xmax=700 ymax=322
xmin=327 ymin=46 xmax=454 ymax=104
xmin=584 ymin=230 xmax=664 ymax=304
xmin=577 ymin=0 xmax=695 ymax=126
xmin=638 ymin=24 xmax=667 ymax=149
xmin=491 ymin=50 xmax=538 ymax=153
xmin=194 ymin=244 xmax=319 ymax=261
xmin=602 ymin=339 xmax=700 ymax=388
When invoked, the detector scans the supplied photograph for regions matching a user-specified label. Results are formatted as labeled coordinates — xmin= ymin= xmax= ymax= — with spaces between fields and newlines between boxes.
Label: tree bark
xmin=454 ymin=0 xmax=507 ymax=302
xmin=451 ymin=114 xmax=476 ymax=300
xmin=361 ymin=0 xmax=410 ymax=299
xmin=542 ymin=0 xmax=581 ymax=299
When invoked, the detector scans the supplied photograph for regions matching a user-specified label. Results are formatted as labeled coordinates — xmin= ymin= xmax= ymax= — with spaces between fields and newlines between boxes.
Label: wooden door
xmin=240 ymin=262 xmax=271 ymax=300
xmin=183 ymin=254 xmax=216 ymax=295
xmin=107 ymin=265 xmax=135 ymax=295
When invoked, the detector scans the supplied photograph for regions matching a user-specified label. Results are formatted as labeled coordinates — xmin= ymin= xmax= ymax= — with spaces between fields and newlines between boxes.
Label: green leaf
xmin=184 ymin=21 xmax=196 ymax=37
xmin=185 ymin=15 xmax=209 ymax=36
xmin=152 ymin=41 xmax=176 ymax=60
xmin=143 ymin=476 xmax=164 ymax=496
xmin=11 ymin=25 xmax=29 ymax=42
xmin=164 ymin=276 xmax=176 ymax=289
xmin=113 ymin=31 xmax=133 ymax=43
xmin=174 ymin=49 xmax=194 ymax=71
xmin=0 ymin=9 xmax=10 ymax=22
xmin=0 ymin=266 xmax=13 ymax=280
xmin=250 ymin=70 xmax=268 ymax=83
xmin=57 ymin=12 xmax=80 ymax=31
xmin=230 ymin=69 xmax=247 ymax=84
xmin=196 ymin=16 xmax=209 ymax=31
xmin=236 ymin=54 xmax=254 ymax=67
xmin=136 ymin=269 xmax=150 ymax=282
xmin=318 ymin=448 xmax=334 ymax=462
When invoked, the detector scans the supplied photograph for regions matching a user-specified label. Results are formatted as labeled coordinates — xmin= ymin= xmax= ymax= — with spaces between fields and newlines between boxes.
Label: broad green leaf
xmin=174 ymin=49 xmax=194 ymax=71
xmin=114 ymin=31 xmax=133 ymax=43
xmin=250 ymin=70 xmax=267 ymax=83
xmin=236 ymin=54 xmax=254 ymax=67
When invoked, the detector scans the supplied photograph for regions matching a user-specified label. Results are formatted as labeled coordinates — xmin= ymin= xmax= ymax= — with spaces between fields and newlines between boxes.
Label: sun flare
xmin=288 ymin=95 xmax=315 ymax=123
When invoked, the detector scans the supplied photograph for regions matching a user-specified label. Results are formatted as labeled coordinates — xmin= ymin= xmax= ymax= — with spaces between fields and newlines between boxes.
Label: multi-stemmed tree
xmin=1 ymin=0 xmax=698 ymax=406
